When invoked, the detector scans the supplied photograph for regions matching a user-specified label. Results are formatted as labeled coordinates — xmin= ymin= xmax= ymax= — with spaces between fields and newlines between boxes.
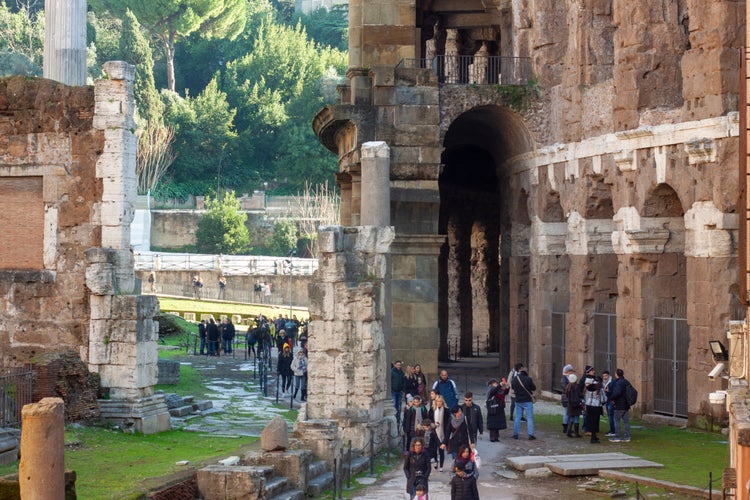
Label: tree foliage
xmin=89 ymin=0 xmax=247 ymax=92
xmin=294 ymin=4 xmax=347 ymax=51
xmin=267 ymin=219 xmax=298 ymax=257
xmin=120 ymin=10 xmax=163 ymax=124
xmin=0 ymin=0 xmax=43 ymax=74
xmin=195 ymin=191 xmax=251 ymax=255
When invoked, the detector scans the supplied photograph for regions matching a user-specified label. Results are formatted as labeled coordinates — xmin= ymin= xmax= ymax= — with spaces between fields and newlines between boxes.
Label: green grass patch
xmin=66 ymin=426 xmax=256 ymax=499
xmin=532 ymin=411 xmax=728 ymax=489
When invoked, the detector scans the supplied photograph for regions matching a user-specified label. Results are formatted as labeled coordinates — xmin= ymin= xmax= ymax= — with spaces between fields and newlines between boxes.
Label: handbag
xmin=466 ymin=422 xmax=481 ymax=469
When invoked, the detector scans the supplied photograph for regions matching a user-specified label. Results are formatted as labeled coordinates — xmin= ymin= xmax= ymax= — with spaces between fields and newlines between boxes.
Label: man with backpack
xmin=606 ymin=368 xmax=635 ymax=442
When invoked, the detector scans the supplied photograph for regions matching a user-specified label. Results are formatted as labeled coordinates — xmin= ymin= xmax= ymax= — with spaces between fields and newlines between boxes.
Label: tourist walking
xmin=607 ymin=368 xmax=633 ymax=442
xmin=246 ymin=322 xmax=258 ymax=358
xmin=459 ymin=392 xmax=483 ymax=444
xmin=415 ymin=419 xmax=442 ymax=472
xmin=221 ymin=318 xmax=235 ymax=355
xmin=564 ymin=373 xmax=582 ymax=437
xmin=428 ymin=395 xmax=448 ymax=471
xmin=583 ymin=370 xmax=605 ymax=444
xmin=218 ymin=275 xmax=227 ymax=299
xmin=403 ymin=395 xmax=429 ymax=449
xmin=485 ymin=378 xmax=508 ymax=441
xmin=277 ymin=345 xmax=294 ymax=394
xmin=198 ymin=320 xmax=207 ymax=356
xmin=506 ymin=363 xmax=525 ymax=422
xmin=445 ymin=406 xmax=470 ymax=459
xmin=206 ymin=317 xmax=220 ymax=356
xmin=403 ymin=437 xmax=431 ymax=499
xmin=291 ymin=349 xmax=308 ymax=401
xmin=413 ymin=364 xmax=427 ymax=400
xmin=450 ymin=445 xmax=479 ymax=500
xmin=432 ymin=370 xmax=459 ymax=410
xmin=392 ymin=360 xmax=406 ymax=425
xmin=510 ymin=363 xmax=536 ymax=440
xmin=601 ymin=370 xmax=616 ymax=436
xmin=560 ymin=364 xmax=576 ymax=432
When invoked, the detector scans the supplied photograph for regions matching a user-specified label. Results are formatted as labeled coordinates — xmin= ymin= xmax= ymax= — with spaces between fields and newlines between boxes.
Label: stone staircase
xmin=191 ymin=449 xmax=374 ymax=499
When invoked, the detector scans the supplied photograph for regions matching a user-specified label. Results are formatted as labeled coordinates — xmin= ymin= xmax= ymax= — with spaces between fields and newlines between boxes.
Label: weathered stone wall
xmin=150 ymin=211 xmax=274 ymax=250
xmin=314 ymin=0 xmax=743 ymax=427
xmin=302 ymin=225 xmax=397 ymax=459
xmin=0 ymin=63 xmax=168 ymax=432
xmin=0 ymin=75 xmax=102 ymax=366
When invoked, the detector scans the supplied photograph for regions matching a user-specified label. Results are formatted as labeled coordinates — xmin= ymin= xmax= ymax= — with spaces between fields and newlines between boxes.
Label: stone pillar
xmin=86 ymin=62 xmax=170 ymax=434
xmin=19 ymin=398 xmax=65 ymax=500
xmin=43 ymin=0 xmax=87 ymax=86
xmin=360 ymin=142 xmax=390 ymax=227
xmin=302 ymin=225 xmax=396 ymax=462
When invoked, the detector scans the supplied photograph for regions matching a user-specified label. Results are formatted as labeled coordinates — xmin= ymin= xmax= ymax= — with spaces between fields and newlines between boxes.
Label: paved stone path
xmin=161 ymin=351 xmax=687 ymax=499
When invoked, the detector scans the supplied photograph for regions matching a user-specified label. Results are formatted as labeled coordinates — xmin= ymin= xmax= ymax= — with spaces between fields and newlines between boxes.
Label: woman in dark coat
xmin=445 ymin=406 xmax=470 ymax=458
xmin=403 ymin=437 xmax=432 ymax=498
xmin=485 ymin=378 xmax=509 ymax=441
xmin=451 ymin=445 xmax=480 ymax=500
xmin=565 ymin=374 xmax=583 ymax=437
xmin=276 ymin=345 xmax=294 ymax=393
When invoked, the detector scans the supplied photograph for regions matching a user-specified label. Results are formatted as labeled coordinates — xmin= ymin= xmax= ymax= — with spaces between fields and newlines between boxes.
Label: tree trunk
xmin=161 ymin=32 xmax=176 ymax=92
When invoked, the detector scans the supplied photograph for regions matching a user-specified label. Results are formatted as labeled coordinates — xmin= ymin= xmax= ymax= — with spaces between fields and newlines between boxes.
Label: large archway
xmin=438 ymin=105 xmax=534 ymax=372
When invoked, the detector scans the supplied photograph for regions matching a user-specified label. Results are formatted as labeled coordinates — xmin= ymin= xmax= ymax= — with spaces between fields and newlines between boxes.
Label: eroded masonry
xmin=314 ymin=0 xmax=742 ymax=426
xmin=0 ymin=62 xmax=168 ymax=433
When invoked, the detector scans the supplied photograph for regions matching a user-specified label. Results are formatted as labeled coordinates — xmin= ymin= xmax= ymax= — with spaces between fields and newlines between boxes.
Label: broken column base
xmin=98 ymin=394 xmax=171 ymax=434
xmin=196 ymin=465 xmax=267 ymax=500
xmin=296 ymin=406 xmax=400 ymax=465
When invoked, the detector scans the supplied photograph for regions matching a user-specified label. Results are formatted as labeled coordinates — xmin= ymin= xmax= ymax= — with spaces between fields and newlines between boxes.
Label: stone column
xmin=43 ymin=0 xmax=87 ymax=86
xmin=360 ymin=142 xmax=390 ymax=227
xmin=302 ymin=225 xmax=396 ymax=462
xmin=19 ymin=398 xmax=65 ymax=500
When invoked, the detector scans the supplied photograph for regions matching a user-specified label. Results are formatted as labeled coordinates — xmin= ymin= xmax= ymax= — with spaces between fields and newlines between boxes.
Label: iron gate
xmin=551 ymin=312 xmax=566 ymax=392
xmin=1 ymin=366 xmax=34 ymax=428
xmin=594 ymin=310 xmax=617 ymax=374
xmin=653 ymin=317 xmax=689 ymax=417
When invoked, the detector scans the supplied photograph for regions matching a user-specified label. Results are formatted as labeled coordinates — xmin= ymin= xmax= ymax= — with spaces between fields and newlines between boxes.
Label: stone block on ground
xmin=196 ymin=465 xmax=267 ymax=500
xmin=169 ymin=405 xmax=195 ymax=417
xmin=192 ymin=400 xmax=213 ymax=411
xmin=261 ymin=415 xmax=289 ymax=451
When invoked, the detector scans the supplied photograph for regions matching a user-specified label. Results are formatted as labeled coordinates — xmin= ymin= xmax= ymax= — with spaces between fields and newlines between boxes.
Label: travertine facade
xmin=315 ymin=0 xmax=742 ymax=428
xmin=300 ymin=225 xmax=397 ymax=460
xmin=0 ymin=62 xmax=168 ymax=433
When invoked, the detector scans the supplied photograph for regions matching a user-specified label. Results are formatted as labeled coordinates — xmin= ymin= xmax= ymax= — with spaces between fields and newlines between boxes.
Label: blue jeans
xmin=514 ymin=402 xmax=534 ymax=437
xmin=223 ymin=339 xmax=232 ymax=354
xmin=606 ymin=401 xmax=616 ymax=433
xmin=614 ymin=409 xmax=630 ymax=439
xmin=392 ymin=391 xmax=403 ymax=422
xmin=199 ymin=337 xmax=206 ymax=355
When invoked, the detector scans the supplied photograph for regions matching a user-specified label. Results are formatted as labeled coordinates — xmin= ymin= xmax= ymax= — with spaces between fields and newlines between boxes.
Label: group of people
xmin=243 ymin=313 xmax=310 ymax=401
xmin=394 ymin=364 xmax=486 ymax=499
xmin=197 ymin=317 xmax=235 ymax=356
xmin=398 ymin=361 xmax=636 ymax=499
xmin=561 ymin=364 xmax=633 ymax=443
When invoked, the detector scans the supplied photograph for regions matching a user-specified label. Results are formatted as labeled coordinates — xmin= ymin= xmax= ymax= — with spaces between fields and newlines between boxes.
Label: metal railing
xmin=398 ymin=55 xmax=533 ymax=86
xmin=135 ymin=252 xmax=318 ymax=276
xmin=1 ymin=366 xmax=33 ymax=428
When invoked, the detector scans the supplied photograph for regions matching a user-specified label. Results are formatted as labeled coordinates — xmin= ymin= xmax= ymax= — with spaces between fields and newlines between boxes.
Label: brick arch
xmin=438 ymin=104 xmax=533 ymax=368
xmin=641 ymin=183 xmax=684 ymax=217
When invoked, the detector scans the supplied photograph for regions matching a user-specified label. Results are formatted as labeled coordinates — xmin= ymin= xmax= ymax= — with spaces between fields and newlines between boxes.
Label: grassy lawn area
xmin=532 ymin=413 xmax=729 ymax=490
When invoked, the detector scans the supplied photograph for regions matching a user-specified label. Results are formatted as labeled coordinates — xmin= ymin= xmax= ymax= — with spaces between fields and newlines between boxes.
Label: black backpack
xmin=625 ymin=382 xmax=638 ymax=407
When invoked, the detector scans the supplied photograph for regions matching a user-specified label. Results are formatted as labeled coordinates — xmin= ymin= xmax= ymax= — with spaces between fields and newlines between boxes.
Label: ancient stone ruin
xmin=315 ymin=0 xmax=742 ymax=428
xmin=0 ymin=61 xmax=168 ymax=433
